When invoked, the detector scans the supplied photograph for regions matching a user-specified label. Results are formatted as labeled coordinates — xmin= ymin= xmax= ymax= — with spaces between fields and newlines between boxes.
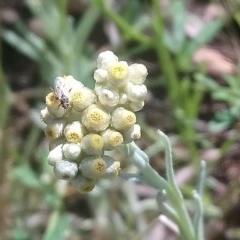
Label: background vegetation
xmin=1 ymin=0 xmax=240 ymax=239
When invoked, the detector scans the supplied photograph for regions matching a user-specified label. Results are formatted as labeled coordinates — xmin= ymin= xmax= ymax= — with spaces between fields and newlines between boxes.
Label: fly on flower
xmin=53 ymin=77 xmax=71 ymax=109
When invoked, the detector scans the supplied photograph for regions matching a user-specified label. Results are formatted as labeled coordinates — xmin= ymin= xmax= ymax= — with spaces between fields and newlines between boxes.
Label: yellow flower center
xmin=72 ymin=91 xmax=86 ymax=103
xmin=90 ymin=110 xmax=104 ymax=124
xmin=123 ymin=112 xmax=136 ymax=128
xmin=66 ymin=132 xmax=82 ymax=143
xmin=46 ymin=92 xmax=59 ymax=106
xmin=45 ymin=127 xmax=59 ymax=139
xmin=109 ymin=62 xmax=128 ymax=80
xmin=93 ymin=158 xmax=106 ymax=176
xmin=109 ymin=132 xmax=123 ymax=147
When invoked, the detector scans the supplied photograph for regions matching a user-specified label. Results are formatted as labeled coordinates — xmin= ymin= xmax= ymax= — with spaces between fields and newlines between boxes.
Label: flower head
xmin=44 ymin=122 xmax=65 ymax=140
xmin=80 ymin=156 xmax=107 ymax=179
xmin=108 ymin=61 xmax=129 ymax=87
xmin=97 ymin=51 xmax=118 ymax=69
xmin=64 ymin=121 xmax=84 ymax=143
xmin=111 ymin=107 xmax=136 ymax=130
xmin=81 ymin=133 xmax=104 ymax=155
xmin=126 ymin=63 xmax=148 ymax=84
xmin=71 ymin=87 xmax=95 ymax=111
xmin=82 ymin=104 xmax=110 ymax=132
xmin=62 ymin=143 xmax=81 ymax=161
xmin=102 ymin=129 xmax=123 ymax=150
xmin=54 ymin=160 xmax=78 ymax=179
xmin=40 ymin=50 xmax=148 ymax=193
xmin=95 ymin=85 xmax=119 ymax=107
xmin=45 ymin=92 xmax=65 ymax=117
xmin=47 ymin=144 xmax=64 ymax=166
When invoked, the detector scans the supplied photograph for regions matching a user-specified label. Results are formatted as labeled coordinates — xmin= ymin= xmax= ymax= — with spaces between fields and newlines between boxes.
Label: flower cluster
xmin=40 ymin=51 xmax=148 ymax=193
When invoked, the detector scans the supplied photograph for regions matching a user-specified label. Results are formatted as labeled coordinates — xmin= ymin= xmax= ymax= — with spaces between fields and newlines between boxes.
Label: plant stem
xmin=128 ymin=140 xmax=196 ymax=240
xmin=94 ymin=0 xmax=152 ymax=46
xmin=151 ymin=0 xmax=179 ymax=104
xmin=143 ymin=163 xmax=195 ymax=240
xmin=0 ymin=45 xmax=12 ymax=240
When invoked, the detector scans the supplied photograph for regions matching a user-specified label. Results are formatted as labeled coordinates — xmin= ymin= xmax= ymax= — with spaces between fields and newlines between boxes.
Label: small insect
xmin=53 ymin=77 xmax=71 ymax=109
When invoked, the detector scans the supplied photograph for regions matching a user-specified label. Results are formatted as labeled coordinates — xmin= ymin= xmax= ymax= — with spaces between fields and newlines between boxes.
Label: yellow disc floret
xmin=81 ymin=134 xmax=104 ymax=155
xmin=108 ymin=61 xmax=129 ymax=87
xmin=80 ymin=156 xmax=107 ymax=179
xmin=65 ymin=132 xmax=82 ymax=143
xmin=102 ymin=129 xmax=123 ymax=150
xmin=109 ymin=132 xmax=123 ymax=146
xmin=64 ymin=121 xmax=84 ymax=143
xmin=71 ymin=87 xmax=95 ymax=111
xmin=82 ymin=104 xmax=110 ymax=132
xmin=44 ymin=122 xmax=64 ymax=140
xmin=46 ymin=92 xmax=58 ymax=106
xmin=45 ymin=92 xmax=65 ymax=117
xmin=45 ymin=127 xmax=59 ymax=139
xmin=111 ymin=107 xmax=136 ymax=130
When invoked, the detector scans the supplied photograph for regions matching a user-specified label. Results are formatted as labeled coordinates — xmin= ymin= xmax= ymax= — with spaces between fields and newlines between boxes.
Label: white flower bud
xmin=62 ymin=75 xmax=84 ymax=89
xmin=123 ymin=124 xmax=141 ymax=143
xmin=82 ymin=104 xmax=110 ymax=132
xmin=70 ymin=87 xmax=95 ymax=112
xmin=40 ymin=107 xmax=55 ymax=124
xmin=126 ymin=82 xmax=147 ymax=102
xmin=129 ymin=100 xmax=145 ymax=112
xmin=70 ymin=175 xmax=96 ymax=193
xmin=111 ymin=107 xmax=136 ymax=130
xmin=94 ymin=69 xmax=108 ymax=84
xmin=95 ymin=85 xmax=119 ymax=107
xmin=102 ymin=128 xmax=123 ymax=150
xmin=119 ymin=93 xmax=128 ymax=105
xmin=44 ymin=121 xmax=65 ymax=140
xmin=126 ymin=63 xmax=148 ymax=84
xmin=108 ymin=61 xmax=129 ymax=88
xmin=62 ymin=143 xmax=81 ymax=161
xmin=102 ymin=155 xmax=121 ymax=177
xmin=79 ymin=156 xmax=107 ymax=179
xmin=47 ymin=144 xmax=64 ymax=166
xmin=81 ymin=133 xmax=104 ymax=155
xmin=54 ymin=160 xmax=78 ymax=179
xmin=64 ymin=121 xmax=84 ymax=143
xmin=97 ymin=51 xmax=118 ymax=69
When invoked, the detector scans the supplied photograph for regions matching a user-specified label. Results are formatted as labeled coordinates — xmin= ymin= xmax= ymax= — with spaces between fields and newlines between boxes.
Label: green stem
xmin=193 ymin=192 xmax=204 ymax=240
xmin=151 ymin=0 xmax=178 ymax=104
xmin=158 ymin=130 xmax=180 ymax=194
xmin=58 ymin=0 xmax=68 ymax=32
xmin=19 ymin=126 xmax=41 ymax=163
xmin=193 ymin=161 xmax=206 ymax=240
xmin=128 ymin=133 xmax=196 ymax=240
xmin=143 ymin=164 xmax=195 ymax=240
xmin=0 ymin=61 xmax=10 ymax=129
xmin=197 ymin=161 xmax=206 ymax=197
xmin=73 ymin=3 xmax=101 ymax=55
xmin=0 ymin=42 xmax=12 ymax=240
xmin=94 ymin=0 xmax=152 ymax=46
